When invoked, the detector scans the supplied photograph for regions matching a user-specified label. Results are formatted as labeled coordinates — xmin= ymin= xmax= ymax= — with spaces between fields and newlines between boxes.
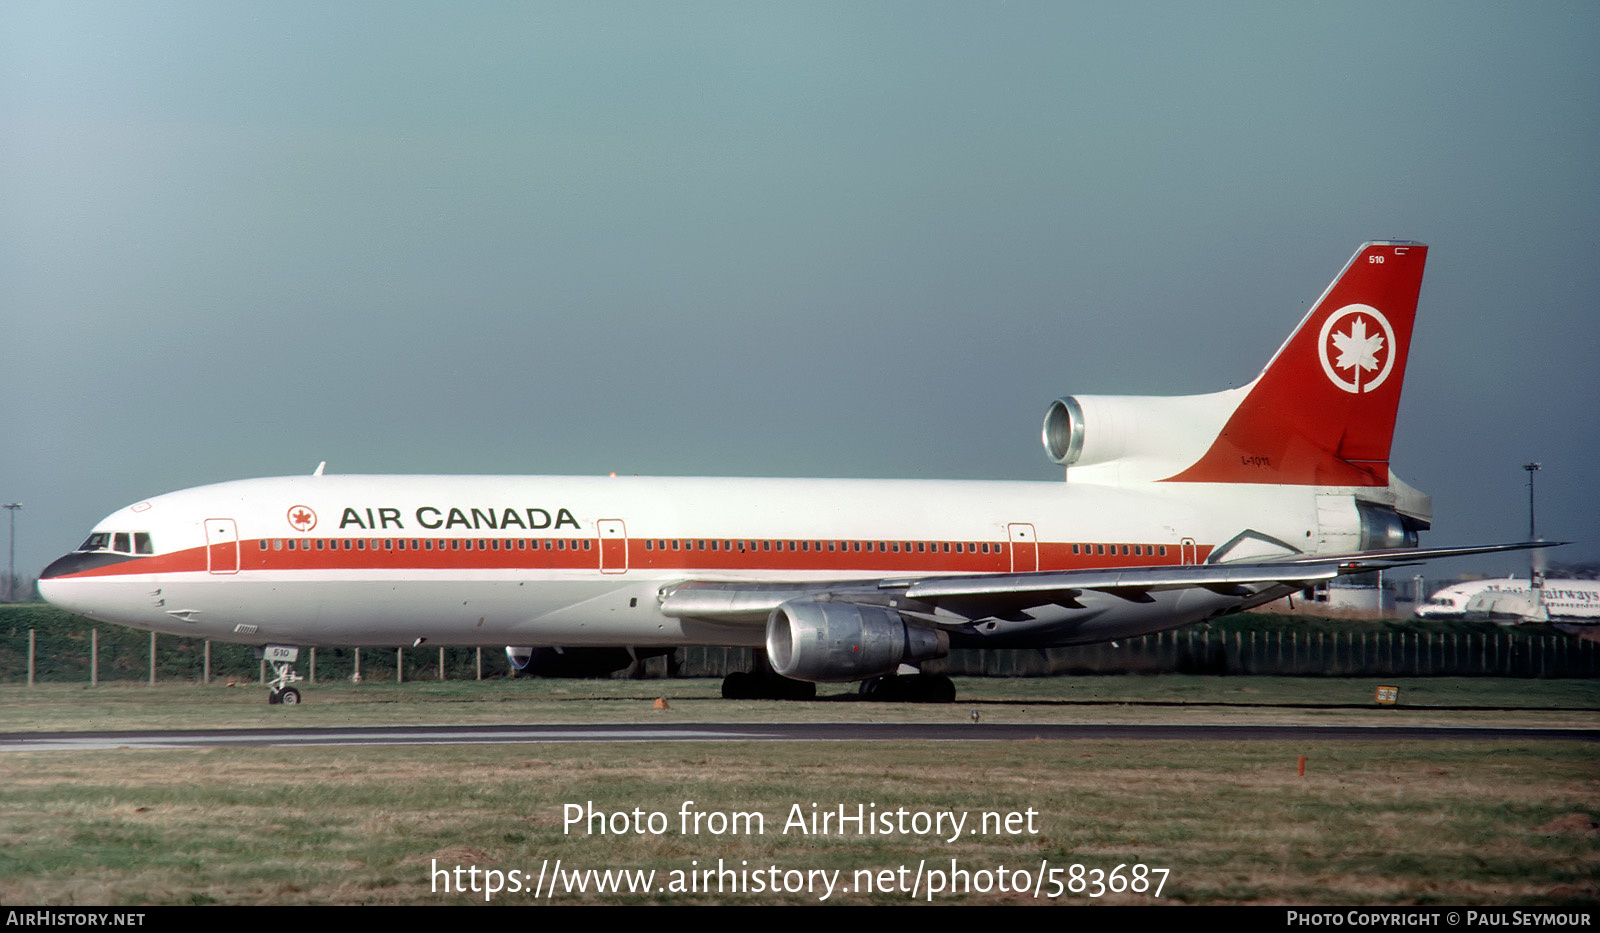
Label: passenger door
xmin=206 ymin=518 xmax=240 ymax=574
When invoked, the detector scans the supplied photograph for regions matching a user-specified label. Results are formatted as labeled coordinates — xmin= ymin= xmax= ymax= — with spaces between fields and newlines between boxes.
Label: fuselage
xmin=40 ymin=472 xmax=1330 ymax=649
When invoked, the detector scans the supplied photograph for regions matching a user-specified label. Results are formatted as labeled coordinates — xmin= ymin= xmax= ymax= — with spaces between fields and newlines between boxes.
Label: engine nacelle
xmin=765 ymin=599 xmax=948 ymax=683
xmin=1315 ymin=497 xmax=1422 ymax=553
xmin=1357 ymin=500 xmax=1418 ymax=550
xmin=1041 ymin=389 xmax=1243 ymax=482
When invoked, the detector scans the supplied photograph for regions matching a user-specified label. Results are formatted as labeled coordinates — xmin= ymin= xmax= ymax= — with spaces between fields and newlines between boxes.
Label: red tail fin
xmin=1162 ymin=241 xmax=1428 ymax=486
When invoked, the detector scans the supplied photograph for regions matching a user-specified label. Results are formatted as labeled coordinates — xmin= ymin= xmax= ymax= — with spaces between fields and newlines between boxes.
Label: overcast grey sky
xmin=3 ymin=2 xmax=1597 ymax=583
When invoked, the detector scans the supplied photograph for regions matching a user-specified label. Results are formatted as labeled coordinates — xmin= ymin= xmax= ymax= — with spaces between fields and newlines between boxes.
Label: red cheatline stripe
xmin=53 ymin=537 xmax=1214 ymax=579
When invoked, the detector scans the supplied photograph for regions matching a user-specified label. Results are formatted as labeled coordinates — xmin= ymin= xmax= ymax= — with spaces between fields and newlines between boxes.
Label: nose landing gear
xmin=259 ymin=645 xmax=305 ymax=706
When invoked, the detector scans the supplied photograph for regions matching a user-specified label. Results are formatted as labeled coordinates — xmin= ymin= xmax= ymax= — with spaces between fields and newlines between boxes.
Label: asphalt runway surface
xmin=2 ymin=722 xmax=1595 ymax=752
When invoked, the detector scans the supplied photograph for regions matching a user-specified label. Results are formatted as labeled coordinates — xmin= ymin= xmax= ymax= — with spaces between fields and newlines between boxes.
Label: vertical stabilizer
xmin=1162 ymin=241 xmax=1428 ymax=486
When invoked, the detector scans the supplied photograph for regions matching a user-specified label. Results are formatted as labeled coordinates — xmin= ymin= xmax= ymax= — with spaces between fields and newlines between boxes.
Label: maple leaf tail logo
xmin=1332 ymin=317 xmax=1384 ymax=391
xmin=1317 ymin=304 xmax=1397 ymax=394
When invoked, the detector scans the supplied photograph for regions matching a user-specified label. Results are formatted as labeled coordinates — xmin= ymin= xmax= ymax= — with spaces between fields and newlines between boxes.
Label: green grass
xmin=0 ymin=676 xmax=1596 ymax=905
xmin=0 ymin=675 xmax=1596 ymax=733
xmin=1 ymin=739 xmax=1595 ymax=905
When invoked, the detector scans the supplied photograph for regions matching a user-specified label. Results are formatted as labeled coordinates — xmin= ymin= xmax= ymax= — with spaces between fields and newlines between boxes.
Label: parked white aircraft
xmin=1416 ymin=577 xmax=1600 ymax=623
xmin=40 ymin=241 xmax=1546 ymax=703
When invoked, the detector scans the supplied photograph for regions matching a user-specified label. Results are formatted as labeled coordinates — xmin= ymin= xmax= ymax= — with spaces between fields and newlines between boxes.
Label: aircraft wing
xmin=660 ymin=562 xmax=1341 ymax=626
xmin=658 ymin=541 xmax=1558 ymax=626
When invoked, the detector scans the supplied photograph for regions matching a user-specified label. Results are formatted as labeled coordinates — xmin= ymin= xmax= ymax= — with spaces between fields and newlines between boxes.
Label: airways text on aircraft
xmin=338 ymin=506 xmax=582 ymax=531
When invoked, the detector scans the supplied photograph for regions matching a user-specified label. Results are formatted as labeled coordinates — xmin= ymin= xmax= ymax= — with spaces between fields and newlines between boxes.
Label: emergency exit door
xmin=597 ymin=519 xmax=628 ymax=573
xmin=1007 ymin=523 xmax=1038 ymax=573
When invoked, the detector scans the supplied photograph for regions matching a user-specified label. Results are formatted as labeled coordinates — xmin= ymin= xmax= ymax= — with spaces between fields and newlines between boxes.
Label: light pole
xmin=1522 ymin=462 xmax=1541 ymax=540
xmin=1522 ymin=463 xmax=1543 ymax=616
xmin=2 ymin=504 xmax=19 ymax=603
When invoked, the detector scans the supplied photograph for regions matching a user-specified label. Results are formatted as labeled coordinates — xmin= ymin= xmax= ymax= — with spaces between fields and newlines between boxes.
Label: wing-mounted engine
xmin=765 ymin=599 xmax=949 ymax=683
xmin=1042 ymin=389 xmax=1246 ymax=484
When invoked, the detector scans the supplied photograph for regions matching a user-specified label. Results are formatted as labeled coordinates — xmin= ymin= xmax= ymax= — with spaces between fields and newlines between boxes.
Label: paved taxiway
xmin=1 ymin=722 xmax=1594 ymax=752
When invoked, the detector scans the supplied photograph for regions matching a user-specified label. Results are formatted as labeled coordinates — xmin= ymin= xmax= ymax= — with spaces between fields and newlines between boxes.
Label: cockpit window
xmin=76 ymin=531 xmax=155 ymax=555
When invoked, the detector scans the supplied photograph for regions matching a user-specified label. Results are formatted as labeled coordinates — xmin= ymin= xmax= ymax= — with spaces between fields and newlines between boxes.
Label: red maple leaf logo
xmin=287 ymin=506 xmax=317 ymax=531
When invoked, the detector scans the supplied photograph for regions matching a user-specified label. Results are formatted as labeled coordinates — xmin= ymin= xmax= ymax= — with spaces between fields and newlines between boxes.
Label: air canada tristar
xmin=41 ymin=242 xmax=1547 ymax=703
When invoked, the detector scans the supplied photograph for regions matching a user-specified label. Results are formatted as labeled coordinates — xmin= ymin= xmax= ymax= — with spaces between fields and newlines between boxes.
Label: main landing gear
xmin=721 ymin=649 xmax=816 ymax=701
xmin=858 ymin=671 xmax=957 ymax=703
xmin=259 ymin=645 xmax=304 ymax=706
xmin=718 ymin=653 xmax=956 ymax=702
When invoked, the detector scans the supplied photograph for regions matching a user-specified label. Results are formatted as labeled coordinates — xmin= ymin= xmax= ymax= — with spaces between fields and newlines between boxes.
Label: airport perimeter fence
xmin=675 ymin=626 xmax=1598 ymax=680
xmin=2 ymin=603 xmax=1596 ymax=683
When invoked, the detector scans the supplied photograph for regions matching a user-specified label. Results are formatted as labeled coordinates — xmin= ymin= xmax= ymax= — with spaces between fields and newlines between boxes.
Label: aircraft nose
xmin=40 ymin=551 xmax=135 ymax=579
xmin=41 ymin=553 xmax=82 ymax=580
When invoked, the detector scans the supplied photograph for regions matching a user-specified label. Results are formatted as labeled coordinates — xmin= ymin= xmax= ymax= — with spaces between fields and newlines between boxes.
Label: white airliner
xmin=40 ymin=241 xmax=1546 ymax=703
xmin=1416 ymin=577 xmax=1600 ymax=623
